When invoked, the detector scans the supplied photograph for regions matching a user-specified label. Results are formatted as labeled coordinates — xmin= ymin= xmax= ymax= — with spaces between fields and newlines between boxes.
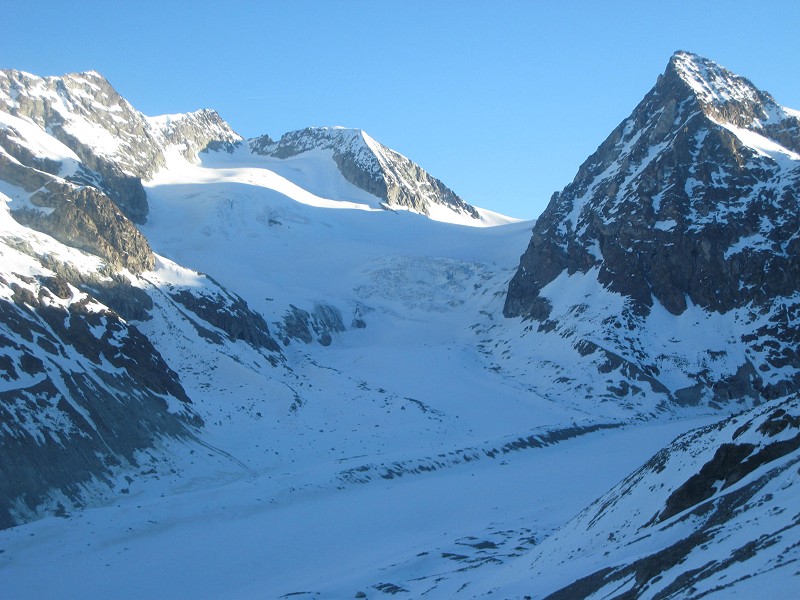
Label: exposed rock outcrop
xmin=276 ymin=303 xmax=347 ymax=347
xmin=251 ymin=127 xmax=480 ymax=220
xmin=170 ymin=282 xmax=282 ymax=356
xmin=11 ymin=177 xmax=156 ymax=273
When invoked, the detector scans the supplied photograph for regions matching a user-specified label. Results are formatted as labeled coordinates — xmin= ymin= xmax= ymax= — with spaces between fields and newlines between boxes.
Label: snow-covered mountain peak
xmin=504 ymin=51 xmax=800 ymax=414
xmin=147 ymin=108 xmax=242 ymax=160
xmin=0 ymin=70 xmax=257 ymax=224
xmin=250 ymin=125 xmax=485 ymax=222
xmin=669 ymin=51 xmax=767 ymax=106
xmin=666 ymin=51 xmax=798 ymax=136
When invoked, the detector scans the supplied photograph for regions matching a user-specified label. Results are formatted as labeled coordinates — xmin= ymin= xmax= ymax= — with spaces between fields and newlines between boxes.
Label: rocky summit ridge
xmin=0 ymin=69 xmax=242 ymax=224
xmin=251 ymin=126 xmax=480 ymax=219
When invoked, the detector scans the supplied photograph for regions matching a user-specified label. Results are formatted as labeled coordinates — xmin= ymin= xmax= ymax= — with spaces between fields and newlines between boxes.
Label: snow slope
xmin=0 ymin=121 xmax=707 ymax=598
xmin=2 ymin=55 xmax=799 ymax=599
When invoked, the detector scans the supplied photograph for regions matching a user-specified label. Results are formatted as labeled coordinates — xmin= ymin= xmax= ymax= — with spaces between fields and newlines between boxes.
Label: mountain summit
xmin=504 ymin=51 xmax=800 ymax=407
xmin=250 ymin=126 xmax=481 ymax=220
xmin=668 ymin=51 xmax=800 ymax=136
xmin=506 ymin=49 xmax=800 ymax=317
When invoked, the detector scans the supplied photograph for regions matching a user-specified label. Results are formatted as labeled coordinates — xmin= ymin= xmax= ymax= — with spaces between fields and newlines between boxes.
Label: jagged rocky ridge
xmin=504 ymin=51 xmax=800 ymax=409
xmin=0 ymin=69 xmax=241 ymax=223
xmin=251 ymin=126 xmax=480 ymax=219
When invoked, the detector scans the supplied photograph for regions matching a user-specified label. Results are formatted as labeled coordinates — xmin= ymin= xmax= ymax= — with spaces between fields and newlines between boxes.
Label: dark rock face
xmin=251 ymin=127 xmax=480 ymax=220
xmin=68 ymin=160 xmax=150 ymax=224
xmin=0 ymin=142 xmax=155 ymax=273
xmin=276 ymin=303 xmax=347 ymax=347
xmin=170 ymin=283 xmax=282 ymax=356
xmin=0 ymin=274 xmax=199 ymax=529
xmin=0 ymin=236 xmax=288 ymax=529
xmin=504 ymin=51 xmax=800 ymax=406
xmin=10 ymin=177 xmax=156 ymax=273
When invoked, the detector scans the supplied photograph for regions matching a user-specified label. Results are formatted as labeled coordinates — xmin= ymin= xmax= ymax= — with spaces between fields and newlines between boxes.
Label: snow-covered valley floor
xmin=0 ymin=149 xmax=732 ymax=598
xmin=0 ymin=418 xmax=709 ymax=599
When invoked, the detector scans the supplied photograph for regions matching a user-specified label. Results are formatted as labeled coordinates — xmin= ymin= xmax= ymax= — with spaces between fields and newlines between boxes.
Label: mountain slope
xmin=502 ymin=51 xmax=800 ymax=412
xmin=473 ymin=393 xmax=800 ymax=599
xmin=1 ymin=55 xmax=799 ymax=599
xmin=0 ymin=184 xmax=287 ymax=527
xmin=250 ymin=126 xmax=486 ymax=223
xmin=0 ymin=207 xmax=195 ymax=528
xmin=0 ymin=70 xmax=288 ymax=527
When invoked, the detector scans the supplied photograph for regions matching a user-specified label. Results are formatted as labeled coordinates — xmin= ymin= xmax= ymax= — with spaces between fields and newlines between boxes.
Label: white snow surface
xmin=0 ymin=140 xmax=713 ymax=598
xmin=2 ymin=129 xmax=794 ymax=596
xmin=0 ymin=69 xmax=796 ymax=596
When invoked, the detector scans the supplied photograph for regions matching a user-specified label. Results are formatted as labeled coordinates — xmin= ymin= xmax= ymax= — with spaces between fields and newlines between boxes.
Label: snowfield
xmin=3 ymin=55 xmax=800 ymax=598
xmin=0 ymin=140 xmax=717 ymax=598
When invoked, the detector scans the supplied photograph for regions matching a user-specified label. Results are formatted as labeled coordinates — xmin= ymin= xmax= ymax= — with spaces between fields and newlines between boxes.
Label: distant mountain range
xmin=0 ymin=52 xmax=798 ymax=598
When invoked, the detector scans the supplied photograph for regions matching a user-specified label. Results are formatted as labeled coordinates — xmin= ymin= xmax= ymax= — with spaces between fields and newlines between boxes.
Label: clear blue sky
xmin=3 ymin=1 xmax=799 ymax=219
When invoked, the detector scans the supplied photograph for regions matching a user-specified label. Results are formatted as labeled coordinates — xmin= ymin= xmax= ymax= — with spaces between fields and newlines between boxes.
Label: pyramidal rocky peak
xmin=503 ymin=50 xmax=800 ymax=408
xmin=506 ymin=50 xmax=800 ymax=318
